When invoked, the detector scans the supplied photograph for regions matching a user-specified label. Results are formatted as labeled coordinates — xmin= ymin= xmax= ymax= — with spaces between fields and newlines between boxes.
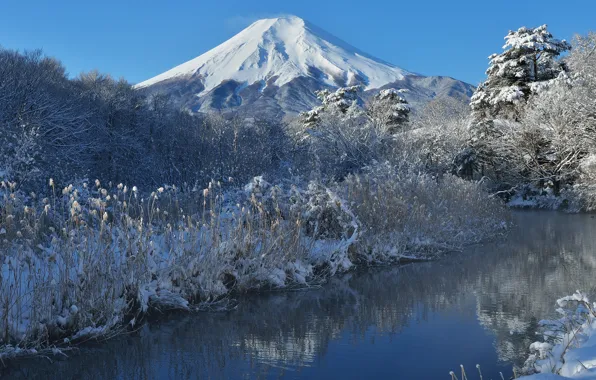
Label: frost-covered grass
xmin=448 ymin=364 xmax=508 ymax=380
xmin=0 ymin=172 xmax=506 ymax=362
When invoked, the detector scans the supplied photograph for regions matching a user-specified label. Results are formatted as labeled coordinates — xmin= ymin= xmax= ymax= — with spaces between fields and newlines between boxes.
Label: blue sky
xmin=1 ymin=0 xmax=593 ymax=85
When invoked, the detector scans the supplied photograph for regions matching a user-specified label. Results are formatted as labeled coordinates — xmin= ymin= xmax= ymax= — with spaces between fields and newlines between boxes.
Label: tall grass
xmin=0 ymin=170 xmax=506 ymax=360
xmin=449 ymin=364 xmax=508 ymax=380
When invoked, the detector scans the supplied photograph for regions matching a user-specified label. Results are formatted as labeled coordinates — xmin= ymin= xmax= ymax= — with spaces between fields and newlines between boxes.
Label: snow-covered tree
xmin=471 ymin=25 xmax=571 ymax=121
xmin=459 ymin=25 xmax=571 ymax=185
xmin=566 ymin=32 xmax=596 ymax=124
xmin=483 ymin=30 xmax=596 ymax=196
xmin=301 ymin=85 xmax=362 ymax=127
xmin=0 ymin=48 xmax=90 ymax=186
xmin=294 ymin=86 xmax=393 ymax=179
xmin=407 ymin=97 xmax=471 ymax=175
xmin=366 ymin=88 xmax=410 ymax=134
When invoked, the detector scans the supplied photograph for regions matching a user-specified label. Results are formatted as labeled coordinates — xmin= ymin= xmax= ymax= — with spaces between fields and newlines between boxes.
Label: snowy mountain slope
xmin=136 ymin=16 xmax=412 ymax=92
xmin=136 ymin=16 xmax=474 ymax=116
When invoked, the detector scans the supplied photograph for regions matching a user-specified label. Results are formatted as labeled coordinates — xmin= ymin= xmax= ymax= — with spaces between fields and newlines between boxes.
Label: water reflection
xmin=5 ymin=211 xmax=596 ymax=379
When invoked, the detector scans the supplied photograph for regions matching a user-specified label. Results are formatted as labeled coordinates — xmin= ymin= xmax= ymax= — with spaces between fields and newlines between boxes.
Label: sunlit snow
xmin=135 ymin=16 xmax=412 ymax=94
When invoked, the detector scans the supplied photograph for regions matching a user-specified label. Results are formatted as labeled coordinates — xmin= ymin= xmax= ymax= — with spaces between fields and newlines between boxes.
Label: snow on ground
xmin=521 ymin=375 xmax=576 ymax=379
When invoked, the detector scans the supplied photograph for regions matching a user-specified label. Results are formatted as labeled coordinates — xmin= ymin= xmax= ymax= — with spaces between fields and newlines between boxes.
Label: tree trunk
xmin=552 ymin=177 xmax=561 ymax=196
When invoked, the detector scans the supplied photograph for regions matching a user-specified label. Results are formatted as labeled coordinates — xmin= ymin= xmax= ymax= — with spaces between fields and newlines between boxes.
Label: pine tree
xmin=470 ymin=25 xmax=571 ymax=121
xmin=301 ymin=85 xmax=361 ymax=127
xmin=366 ymin=89 xmax=410 ymax=134
xmin=462 ymin=25 xmax=571 ymax=183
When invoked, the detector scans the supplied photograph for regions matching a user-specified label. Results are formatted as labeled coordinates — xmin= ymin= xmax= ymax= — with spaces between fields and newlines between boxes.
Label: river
xmin=4 ymin=211 xmax=596 ymax=379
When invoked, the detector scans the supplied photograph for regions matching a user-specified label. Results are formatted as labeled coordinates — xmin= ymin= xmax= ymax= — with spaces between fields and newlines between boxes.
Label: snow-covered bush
xmin=522 ymin=291 xmax=596 ymax=377
xmin=340 ymin=163 xmax=507 ymax=263
xmin=407 ymin=97 xmax=471 ymax=176
xmin=563 ymin=155 xmax=596 ymax=212
xmin=507 ymin=183 xmax=565 ymax=210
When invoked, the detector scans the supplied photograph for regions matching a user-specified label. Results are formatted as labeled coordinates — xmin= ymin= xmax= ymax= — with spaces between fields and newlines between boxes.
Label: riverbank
xmin=5 ymin=212 xmax=596 ymax=379
xmin=0 ymin=171 xmax=507 ymax=363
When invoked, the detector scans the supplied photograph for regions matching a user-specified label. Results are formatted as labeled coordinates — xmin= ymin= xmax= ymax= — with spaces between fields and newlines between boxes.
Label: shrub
xmin=340 ymin=163 xmax=508 ymax=263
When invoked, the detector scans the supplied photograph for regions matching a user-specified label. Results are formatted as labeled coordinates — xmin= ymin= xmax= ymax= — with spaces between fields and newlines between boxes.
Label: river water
xmin=4 ymin=211 xmax=596 ymax=379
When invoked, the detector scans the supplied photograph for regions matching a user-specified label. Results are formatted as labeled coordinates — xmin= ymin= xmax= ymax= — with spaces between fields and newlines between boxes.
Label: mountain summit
xmin=136 ymin=16 xmax=473 ymax=116
xmin=136 ymin=16 xmax=412 ymax=92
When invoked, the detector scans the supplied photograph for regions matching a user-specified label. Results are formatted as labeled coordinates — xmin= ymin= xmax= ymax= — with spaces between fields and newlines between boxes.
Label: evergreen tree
xmin=301 ymin=85 xmax=361 ymax=127
xmin=461 ymin=25 xmax=570 ymax=183
xmin=367 ymin=89 xmax=410 ymax=134
xmin=470 ymin=25 xmax=571 ymax=121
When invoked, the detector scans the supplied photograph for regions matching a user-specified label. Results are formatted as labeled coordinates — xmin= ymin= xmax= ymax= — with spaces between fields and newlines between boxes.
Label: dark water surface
xmin=4 ymin=211 xmax=596 ymax=380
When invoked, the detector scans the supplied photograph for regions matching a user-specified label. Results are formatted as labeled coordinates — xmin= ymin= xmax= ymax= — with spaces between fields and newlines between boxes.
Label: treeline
xmin=0 ymin=49 xmax=286 ymax=190
xmin=0 ymin=45 xmax=467 ymax=196
xmin=1 ymin=25 xmax=595 ymax=208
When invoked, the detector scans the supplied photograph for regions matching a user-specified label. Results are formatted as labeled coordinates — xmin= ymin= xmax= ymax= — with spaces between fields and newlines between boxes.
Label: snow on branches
xmin=471 ymin=24 xmax=571 ymax=121
xmin=301 ymin=85 xmax=362 ymax=127
xmin=367 ymin=88 xmax=410 ymax=134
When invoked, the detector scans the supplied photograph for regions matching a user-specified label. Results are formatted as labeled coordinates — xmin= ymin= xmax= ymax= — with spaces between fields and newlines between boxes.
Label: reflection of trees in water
xmin=473 ymin=212 xmax=596 ymax=366
xmin=6 ymin=212 xmax=596 ymax=379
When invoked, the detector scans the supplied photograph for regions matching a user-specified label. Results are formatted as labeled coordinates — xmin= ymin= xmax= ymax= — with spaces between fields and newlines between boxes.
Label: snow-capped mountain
xmin=136 ymin=16 xmax=474 ymax=117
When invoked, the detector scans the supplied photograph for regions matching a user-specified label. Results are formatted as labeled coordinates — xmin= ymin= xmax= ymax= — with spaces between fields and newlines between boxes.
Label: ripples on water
xmin=4 ymin=211 xmax=596 ymax=379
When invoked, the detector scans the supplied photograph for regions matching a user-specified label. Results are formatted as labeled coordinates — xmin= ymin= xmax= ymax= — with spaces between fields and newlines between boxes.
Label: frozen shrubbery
xmin=506 ymin=154 xmax=596 ymax=211
xmin=340 ymin=164 xmax=507 ymax=263
xmin=522 ymin=291 xmax=596 ymax=378
xmin=562 ymin=155 xmax=596 ymax=212
xmin=408 ymin=97 xmax=472 ymax=176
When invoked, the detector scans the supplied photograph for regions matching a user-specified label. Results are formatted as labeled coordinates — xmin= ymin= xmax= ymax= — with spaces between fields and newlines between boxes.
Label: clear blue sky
xmin=1 ymin=0 xmax=593 ymax=85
